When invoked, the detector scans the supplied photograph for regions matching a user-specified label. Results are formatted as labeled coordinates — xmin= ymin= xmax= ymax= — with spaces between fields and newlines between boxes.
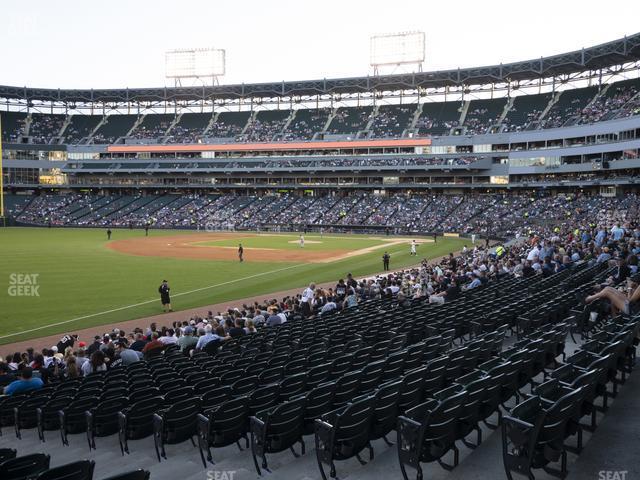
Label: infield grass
xmin=0 ymin=227 xmax=468 ymax=344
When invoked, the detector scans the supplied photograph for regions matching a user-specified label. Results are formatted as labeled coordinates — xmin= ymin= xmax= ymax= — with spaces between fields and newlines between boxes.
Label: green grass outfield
xmin=194 ymin=234 xmax=386 ymax=251
xmin=0 ymin=228 xmax=468 ymax=345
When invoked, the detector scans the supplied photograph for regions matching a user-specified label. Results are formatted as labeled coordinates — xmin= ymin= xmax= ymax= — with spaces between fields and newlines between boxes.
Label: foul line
xmin=0 ymin=263 xmax=306 ymax=340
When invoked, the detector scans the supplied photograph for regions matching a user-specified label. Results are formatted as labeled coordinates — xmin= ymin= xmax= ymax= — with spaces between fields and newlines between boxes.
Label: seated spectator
xmin=82 ymin=350 xmax=107 ymax=376
xmin=195 ymin=325 xmax=218 ymax=350
xmin=63 ymin=356 xmax=80 ymax=379
xmin=178 ymin=326 xmax=198 ymax=352
xmin=244 ymin=319 xmax=257 ymax=334
xmin=115 ymin=340 xmax=141 ymax=366
xmin=321 ymin=301 xmax=337 ymax=315
xmin=142 ymin=332 xmax=166 ymax=357
xmin=75 ymin=348 xmax=89 ymax=370
xmin=343 ymin=289 xmax=358 ymax=309
xmin=266 ymin=308 xmax=283 ymax=327
xmin=585 ymin=276 xmax=640 ymax=316
xmin=158 ymin=328 xmax=178 ymax=345
xmin=3 ymin=367 xmax=44 ymax=395
xmin=228 ymin=318 xmax=246 ymax=338
xmin=0 ymin=363 xmax=15 ymax=388
xmin=129 ymin=333 xmax=147 ymax=352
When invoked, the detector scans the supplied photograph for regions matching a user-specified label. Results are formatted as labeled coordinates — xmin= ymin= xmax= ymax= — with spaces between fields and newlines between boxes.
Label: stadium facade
xmin=1 ymin=33 xmax=640 ymax=228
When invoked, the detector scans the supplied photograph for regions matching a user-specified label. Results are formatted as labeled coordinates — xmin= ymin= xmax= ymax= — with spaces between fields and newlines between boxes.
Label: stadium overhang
xmin=1 ymin=33 xmax=640 ymax=104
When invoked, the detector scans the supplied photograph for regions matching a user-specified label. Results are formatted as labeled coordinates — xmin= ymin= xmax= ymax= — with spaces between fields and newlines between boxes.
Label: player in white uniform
xmin=299 ymin=235 xmax=305 ymax=248
xmin=471 ymin=233 xmax=476 ymax=244
xmin=410 ymin=240 xmax=417 ymax=256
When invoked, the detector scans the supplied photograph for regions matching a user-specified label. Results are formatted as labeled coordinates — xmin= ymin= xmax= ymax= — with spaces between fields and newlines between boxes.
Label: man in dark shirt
xmin=107 ymin=228 xmax=112 ymax=240
xmin=522 ymin=260 xmax=536 ymax=278
xmin=228 ymin=318 xmax=246 ymax=338
xmin=129 ymin=333 xmax=148 ymax=352
xmin=158 ymin=280 xmax=172 ymax=312
xmin=87 ymin=335 xmax=102 ymax=356
xmin=335 ymin=279 xmax=347 ymax=302
xmin=382 ymin=252 xmax=390 ymax=271
xmin=56 ymin=334 xmax=76 ymax=353
xmin=238 ymin=244 xmax=244 ymax=262
xmin=0 ymin=363 xmax=15 ymax=388
xmin=445 ymin=281 xmax=460 ymax=302
xmin=448 ymin=253 xmax=457 ymax=271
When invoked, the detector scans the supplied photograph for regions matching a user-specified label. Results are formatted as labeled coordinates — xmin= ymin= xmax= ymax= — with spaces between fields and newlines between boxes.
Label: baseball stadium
xmin=1 ymin=3 xmax=640 ymax=480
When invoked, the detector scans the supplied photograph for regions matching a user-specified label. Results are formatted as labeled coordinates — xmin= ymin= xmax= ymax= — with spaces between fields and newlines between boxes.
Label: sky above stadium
xmin=2 ymin=0 xmax=640 ymax=89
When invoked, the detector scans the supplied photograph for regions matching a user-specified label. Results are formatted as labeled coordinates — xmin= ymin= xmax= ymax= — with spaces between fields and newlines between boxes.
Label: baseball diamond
xmin=1 ymin=8 xmax=640 ymax=480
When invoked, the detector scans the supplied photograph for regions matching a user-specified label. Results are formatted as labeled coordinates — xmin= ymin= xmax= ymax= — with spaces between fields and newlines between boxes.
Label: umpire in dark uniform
xmin=158 ymin=280 xmax=172 ymax=312
xmin=382 ymin=251 xmax=390 ymax=271
xmin=238 ymin=243 xmax=244 ymax=262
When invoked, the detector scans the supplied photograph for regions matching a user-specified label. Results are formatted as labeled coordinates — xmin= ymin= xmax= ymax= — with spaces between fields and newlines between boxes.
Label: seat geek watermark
xmin=206 ymin=471 xmax=236 ymax=480
xmin=8 ymin=273 xmax=40 ymax=297
xmin=598 ymin=471 xmax=628 ymax=480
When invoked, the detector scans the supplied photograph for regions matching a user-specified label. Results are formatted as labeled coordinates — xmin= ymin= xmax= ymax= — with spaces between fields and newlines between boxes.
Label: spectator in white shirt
xmin=301 ymin=283 xmax=316 ymax=317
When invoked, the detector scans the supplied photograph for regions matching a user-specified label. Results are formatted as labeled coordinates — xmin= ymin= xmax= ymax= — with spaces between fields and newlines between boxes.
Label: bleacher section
xmin=281 ymin=108 xmax=331 ymax=141
xmin=578 ymin=77 xmax=640 ymax=124
xmin=64 ymin=115 xmax=102 ymax=145
xmin=369 ymin=104 xmax=416 ymax=138
xmin=207 ymin=111 xmax=251 ymax=139
xmin=166 ymin=113 xmax=212 ymax=144
xmin=130 ymin=114 xmax=175 ymax=140
xmin=0 ymin=259 xmax=637 ymax=480
xmin=541 ymin=86 xmax=599 ymax=129
xmin=92 ymin=115 xmax=138 ymax=144
xmin=463 ymin=98 xmax=508 ymax=134
xmin=415 ymin=102 xmax=461 ymax=136
xmin=28 ymin=114 xmax=65 ymax=144
xmin=8 ymin=193 xmax=640 ymax=238
xmin=2 ymin=77 xmax=640 ymax=147
xmin=326 ymin=107 xmax=373 ymax=136
xmin=243 ymin=110 xmax=290 ymax=142
xmin=502 ymin=92 xmax=553 ymax=132
xmin=0 ymin=111 xmax=28 ymax=142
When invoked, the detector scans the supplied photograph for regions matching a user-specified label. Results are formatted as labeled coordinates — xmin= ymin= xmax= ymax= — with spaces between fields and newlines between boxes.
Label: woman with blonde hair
xmin=245 ymin=319 xmax=257 ymax=334
xmin=64 ymin=356 xmax=80 ymax=379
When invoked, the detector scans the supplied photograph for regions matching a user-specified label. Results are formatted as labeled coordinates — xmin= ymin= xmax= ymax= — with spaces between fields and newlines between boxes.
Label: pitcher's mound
xmin=287 ymin=240 xmax=323 ymax=244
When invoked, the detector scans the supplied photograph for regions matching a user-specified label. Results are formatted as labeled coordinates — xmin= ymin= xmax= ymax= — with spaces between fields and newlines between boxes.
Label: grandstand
xmin=2 ymin=29 xmax=640 ymax=480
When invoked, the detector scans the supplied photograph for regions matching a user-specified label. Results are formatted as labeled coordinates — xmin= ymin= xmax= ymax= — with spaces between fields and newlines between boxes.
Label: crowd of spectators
xmin=28 ymin=114 xmax=65 ymax=144
xmin=5 ymin=200 xmax=640 ymax=395
xmin=166 ymin=125 xmax=203 ymax=144
xmin=242 ymin=117 xmax=289 ymax=143
xmin=577 ymin=83 xmax=640 ymax=124
xmin=9 ymin=192 xmax=640 ymax=239
xmin=369 ymin=106 xmax=415 ymax=138
xmin=280 ymin=109 xmax=331 ymax=141
xmin=326 ymin=108 xmax=373 ymax=135
xmin=131 ymin=119 xmax=172 ymax=140
xmin=207 ymin=119 xmax=246 ymax=139
xmin=414 ymin=115 xmax=459 ymax=135
xmin=502 ymin=108 xmax=543 ymax=132
xmin=5 ymin=77 xmax=640 ymax=149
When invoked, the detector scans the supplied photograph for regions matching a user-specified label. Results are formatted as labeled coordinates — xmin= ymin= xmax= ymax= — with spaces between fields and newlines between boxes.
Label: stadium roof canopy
xmin=1 ymin=33 xmax=640 ymax=104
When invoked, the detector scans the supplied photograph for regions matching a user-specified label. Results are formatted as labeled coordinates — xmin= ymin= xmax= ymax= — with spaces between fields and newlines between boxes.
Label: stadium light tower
xmin=370 ymin=31 xmax=425 ymax=76
xmin=165 ymin=48 xmax=226 ymax=87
